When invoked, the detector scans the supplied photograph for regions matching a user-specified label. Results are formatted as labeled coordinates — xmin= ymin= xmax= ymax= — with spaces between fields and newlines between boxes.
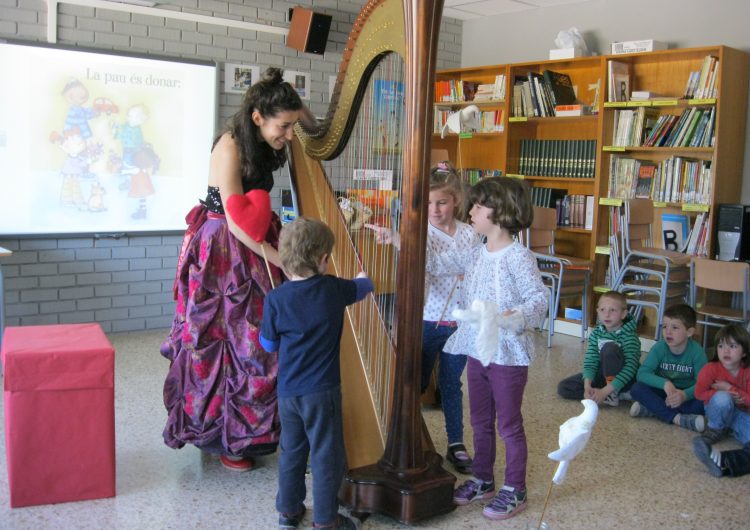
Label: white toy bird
xmin=441 ymin=104 xmax=481 ymax=139
xmin=452 ymin=299 xmax=525 ymax=367
xmin=547 ymin=399 xmax=599 ymax=484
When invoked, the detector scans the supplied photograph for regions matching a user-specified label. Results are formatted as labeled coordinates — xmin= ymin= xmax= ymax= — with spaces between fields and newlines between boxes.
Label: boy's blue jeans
xmin=422 ymin=321 xmax=467 ymax=446
xmin=705 ymin=390 xmax=750 ymax=445
xmin=630 ymin=381 xmax=704 ymax=423
xmin=276 ymin=387 xmax=345 ymax=526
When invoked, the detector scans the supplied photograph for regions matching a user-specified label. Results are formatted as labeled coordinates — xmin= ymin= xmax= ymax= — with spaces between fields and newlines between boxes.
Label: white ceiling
xmin=444 ymin=0 xmax=594 ymax=20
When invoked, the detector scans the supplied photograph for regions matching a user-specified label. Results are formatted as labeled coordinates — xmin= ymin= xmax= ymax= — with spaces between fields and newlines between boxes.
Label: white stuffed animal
xmin=452 ymin=299 xmax=525 ymax=366
xmin=441 ymin=104 xmax=481 ymax=139
xmin=547 ymin=399 xmax=599 ymax=484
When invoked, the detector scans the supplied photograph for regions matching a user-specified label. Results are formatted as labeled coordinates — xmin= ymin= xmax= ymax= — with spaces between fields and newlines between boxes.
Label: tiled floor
xmin=1 ymin=329 xmax=747 ymax=529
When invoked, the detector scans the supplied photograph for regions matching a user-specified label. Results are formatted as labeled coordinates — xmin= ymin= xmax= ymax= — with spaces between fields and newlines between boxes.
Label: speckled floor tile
xmin=1 ymin=329 xmax=747 ymax=529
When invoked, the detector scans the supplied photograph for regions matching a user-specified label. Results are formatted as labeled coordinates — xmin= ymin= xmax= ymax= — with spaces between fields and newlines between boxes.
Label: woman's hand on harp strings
xmin=365 ymin=224 xmax=400 ymax=249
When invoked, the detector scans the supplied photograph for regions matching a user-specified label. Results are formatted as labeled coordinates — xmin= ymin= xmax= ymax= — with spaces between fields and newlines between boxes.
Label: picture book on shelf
xmin=635 ymin=164 xmax=656 ymax=198
xmin=660 ymin=213 xmax=689 ymax=252
xmin=607 ymin=60 xmax=631 ymax=102
xmin=543 ymin=69 xmax=577 ymax=106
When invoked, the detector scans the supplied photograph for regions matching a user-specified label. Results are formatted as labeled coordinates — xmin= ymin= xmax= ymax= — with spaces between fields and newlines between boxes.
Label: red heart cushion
xmin=226 ymin=189 xmax=272 ymax=242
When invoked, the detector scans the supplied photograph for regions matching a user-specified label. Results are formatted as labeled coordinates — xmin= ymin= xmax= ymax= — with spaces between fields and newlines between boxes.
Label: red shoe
xmin=220 ymin=454 xmax=254 ymax=472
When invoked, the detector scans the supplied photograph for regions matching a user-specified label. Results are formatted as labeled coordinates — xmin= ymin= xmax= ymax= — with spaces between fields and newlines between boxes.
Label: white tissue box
xmin=549 ymin=47 xmax=585 ymax=60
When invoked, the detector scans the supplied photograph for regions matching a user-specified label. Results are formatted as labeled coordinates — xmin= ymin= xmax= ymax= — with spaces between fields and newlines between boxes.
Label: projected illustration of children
xmin=116 ymin=104 xmax=148 ymax=190
xmin=62 ymin=79 xmax=100 ymax=143
xmin=49 ymin=127 xmax=89 ymax=209
xmin=129 ymin=143 xmax=159 ymax=219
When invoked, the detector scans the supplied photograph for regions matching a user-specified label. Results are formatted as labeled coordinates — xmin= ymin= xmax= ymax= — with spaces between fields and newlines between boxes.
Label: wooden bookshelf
xmin=432 ymin=45 xmax=749 ymax=328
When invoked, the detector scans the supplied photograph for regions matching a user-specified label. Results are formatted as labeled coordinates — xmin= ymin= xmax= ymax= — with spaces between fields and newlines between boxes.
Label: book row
xmin=433 ymin=109 xmax=504 ymax=134
xmin=611 ymin=106 xmax=715 ymax=148
xmin=434 ymin=75 xmax=506 ymax=103
xmin=607 ymin=155 xmax=711 ymax=205
xmin=530 ymin=188 xmax=594 ymax=230
xmin=511 ymin=69 xmax=577 ymax=118
xmin=461 ymin=168 xmax=502 ymax=185
xmin=519 ymin=139 xmax=597 ymax=178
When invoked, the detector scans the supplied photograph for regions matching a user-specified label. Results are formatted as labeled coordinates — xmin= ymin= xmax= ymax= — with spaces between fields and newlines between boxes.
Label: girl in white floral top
xmin=428 ymin=177 xmax=547 ymax=522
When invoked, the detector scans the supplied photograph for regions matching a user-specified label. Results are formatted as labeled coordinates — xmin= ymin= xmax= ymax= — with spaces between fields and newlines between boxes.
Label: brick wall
xmin=0 ymin=0 xmax=462 ymax=332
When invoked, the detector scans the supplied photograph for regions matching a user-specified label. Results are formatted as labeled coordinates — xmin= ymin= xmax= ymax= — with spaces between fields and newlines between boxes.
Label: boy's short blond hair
xmin=597 ymin=290 xmax=627 ymax=309
xmin=279 ymin=217 xmax=335 ymax=277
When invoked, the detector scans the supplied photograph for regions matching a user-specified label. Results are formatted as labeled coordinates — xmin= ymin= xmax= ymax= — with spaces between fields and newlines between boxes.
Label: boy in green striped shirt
xmin=558 ymin=291 xmax=641 ymax=406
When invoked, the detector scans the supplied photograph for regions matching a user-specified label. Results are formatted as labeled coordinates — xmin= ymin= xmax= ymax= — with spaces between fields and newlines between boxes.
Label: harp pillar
xmin=339 ymin=0 xmax=456 ymax=523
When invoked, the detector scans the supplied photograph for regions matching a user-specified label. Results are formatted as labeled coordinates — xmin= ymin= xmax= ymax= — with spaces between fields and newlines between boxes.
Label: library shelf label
xmin=688 ymin=98 xmax=717 ymax=106
xmin=509 ymin=116 xmax=528 ymax=122
xmin=682 ymin=203 xmax=710 ymax=212
xmin=599 ymin=197 xmax=623 ymax=206
xmin=595 ymin=246 xmax=611 ymax=255
xmin=458 ymin=132 xmax=473 ymax=139
xmin=505 ymin=174 xmax=525 ymax=179
xmin=652 ymin=99 xmax=679 ymax=107
xmin=603 ymin=146 xmax=626 ymax=152
xmin=653 ymin=201 xmax=667 ymax=208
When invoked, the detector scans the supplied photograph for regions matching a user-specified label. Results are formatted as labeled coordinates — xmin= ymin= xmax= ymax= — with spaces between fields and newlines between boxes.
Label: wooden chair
xmin=689 ymin=257 xmax=750 ymax=347
xmin=523 ymin=206 xmax=591 ymax=345
xmin=612 ymin=199 xmax=691 ymax=339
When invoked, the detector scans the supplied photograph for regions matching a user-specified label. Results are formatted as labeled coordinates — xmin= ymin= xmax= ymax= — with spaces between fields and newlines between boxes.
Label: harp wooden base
xmin=339 ymin=451 xmax=456 ymax=524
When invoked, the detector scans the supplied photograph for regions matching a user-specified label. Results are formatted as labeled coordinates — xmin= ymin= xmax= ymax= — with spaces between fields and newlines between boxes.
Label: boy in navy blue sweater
xmin=260 ymin=217 xmax=373 ymax=530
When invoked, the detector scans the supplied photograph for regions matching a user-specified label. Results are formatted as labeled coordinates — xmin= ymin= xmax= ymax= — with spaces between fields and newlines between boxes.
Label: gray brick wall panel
xmin=59 ymin=287 xmax=95 ymax=300
xmin=146 ymin=246 xmax=177 ymax=258
xmin=95 ymin=32 xmax=132 ymax=48
xmin=95 ymin=308 xmax=129 ymax=321
xmin=129 ymin=305 xmax=162 ymax=318
xmin=7 ymin=303 xmax=39 ymax=317
xmin=78 ymin=298 xmax=113 ymax=311
xmin=112 ymin=246 xmax=146 ymax=259
xmin=22 ymin=315 xmax=59 ymax=325
xmin=39 ymin=250 xmax=76 ymax=263
xmin=95 ymin=283 xmax=129 ymax=297
xmin=77 ymin=272 xmax=113 ymax=285
xmin=59 ymin=261 xmax=95 ymax=274
xmin=21 ymin=289 xmax=59 ymax=303
xmin=112 ymin=295 xmax=146 ymax=308
xmin=95 ymin=260 xmax=130 ymax=272
xmin=41 ymin=301 xmax=77 ymax=314
xmin=58 ymin=238 xmax=94 ymax=249
xmin=165 ymin=41 xmax=197 ymax=55
xmin=147 ymin=316 xmax=175 ymax=329
xmin=112 ymin=319 xmax=147 ymax=332
xmin=112 ymin=270 xmax=146 ymax=283
xmin=146 ymin=292 xmax=174 ymax=305
xmin=20 ymin=239 xmax=57 ymax=250
xmin=7 ymin=276 xmax=38 ymax=290
xmin=60 ymin=311 xmax=97 ymax=324
xmin=129 ymin=281 xmax=164 ymax=294
xmin=146 ymin=269 xmax=174 ymax=281
xmin=40 ymin=275 xmax=77 ymax=288
xmin=21 ymin=263 xmax=58 ymax=276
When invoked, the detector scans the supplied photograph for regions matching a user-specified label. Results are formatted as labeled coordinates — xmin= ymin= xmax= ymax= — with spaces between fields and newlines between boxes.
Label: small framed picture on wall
xmin=224 ymin=63 xmax=259 ymax=94
xmin=283 ymin=70 xmax=311 ymax=100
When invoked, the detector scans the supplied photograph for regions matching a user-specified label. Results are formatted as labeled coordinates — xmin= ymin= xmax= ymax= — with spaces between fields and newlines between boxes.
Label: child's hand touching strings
xmin=365 ymin=224 xmax=400 ymax=248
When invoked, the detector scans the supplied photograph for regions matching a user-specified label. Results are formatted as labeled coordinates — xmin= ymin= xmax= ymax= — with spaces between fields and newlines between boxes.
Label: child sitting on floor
xmin=558 ymin=290 xmax=641 ymax=406
xmin=629 ymin=304 xmax=707 ymax=432
xmin=693 ymin=323 xmax=750 ymax=478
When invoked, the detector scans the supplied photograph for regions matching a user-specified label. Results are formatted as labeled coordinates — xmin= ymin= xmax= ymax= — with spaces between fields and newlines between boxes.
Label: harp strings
xmin=318 ymin=53 xmax=405 ymax=432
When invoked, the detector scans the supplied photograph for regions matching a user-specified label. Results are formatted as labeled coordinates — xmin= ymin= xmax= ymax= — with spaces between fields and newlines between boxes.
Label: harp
xmin=286 ymin=0 xmax=455 ymax=524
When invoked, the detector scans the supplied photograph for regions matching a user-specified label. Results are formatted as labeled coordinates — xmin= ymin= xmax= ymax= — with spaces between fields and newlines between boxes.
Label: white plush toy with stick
xmin=535 ymin=399 xmax=599 ymax=529
xmin=452 ymin=299 xmax=525 ymax=366
xmin=548 ymin=399 xmax=599 ymax=484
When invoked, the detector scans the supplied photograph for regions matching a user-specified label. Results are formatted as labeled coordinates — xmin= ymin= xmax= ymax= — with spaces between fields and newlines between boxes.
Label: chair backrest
xmin=527 ymin=206 xmax=557 ymax=254
xmin=624 ymin=199 xmax=655 ymax=251
xmin=692 ymin=258 xmax=750 ymax=294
